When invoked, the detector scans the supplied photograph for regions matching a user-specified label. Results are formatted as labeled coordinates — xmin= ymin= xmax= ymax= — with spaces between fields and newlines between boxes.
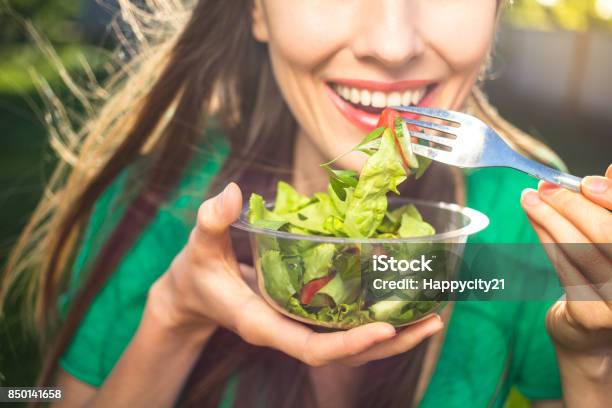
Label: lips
xmin=326 ymin=79 xmax=438 ymax=131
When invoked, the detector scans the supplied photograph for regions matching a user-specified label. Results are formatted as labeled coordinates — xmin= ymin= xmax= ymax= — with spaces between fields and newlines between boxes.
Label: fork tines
xmin=408 ymin=130 xmax=454 ymax=149
xmin=390 ymin=105 xmax=460 ymax=122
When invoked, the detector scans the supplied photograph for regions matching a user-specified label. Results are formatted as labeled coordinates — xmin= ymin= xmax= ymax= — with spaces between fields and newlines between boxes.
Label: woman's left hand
xmin=520 ymin=164 xmax=612 ymax=375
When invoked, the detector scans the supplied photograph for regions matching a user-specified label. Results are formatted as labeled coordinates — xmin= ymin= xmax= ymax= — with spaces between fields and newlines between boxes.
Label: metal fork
xmin=393 ymin=105 xmax=583 ymax=192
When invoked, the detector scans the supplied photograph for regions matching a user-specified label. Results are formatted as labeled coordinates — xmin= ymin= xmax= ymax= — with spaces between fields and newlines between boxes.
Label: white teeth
xmin=341 ymin=86 xmax=350 ymax=100
xmin=412 ymin=89 xmax=424 ymax=105
xmin=387 ymin=92 xmax=401 ymax=107
xmin=402 ymin=91 xmax=413 ymax=106
xmin=371 ymin=91 xmax=386 ymax=108
xmin=334 ymin=83 xmax=428 ymax=108
xmin=360 ymin=89 xmax=371 ymax=106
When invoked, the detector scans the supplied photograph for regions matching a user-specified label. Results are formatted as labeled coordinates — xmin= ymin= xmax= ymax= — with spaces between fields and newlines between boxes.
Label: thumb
xmin=192 ymin=182 xmax=243 ymax=253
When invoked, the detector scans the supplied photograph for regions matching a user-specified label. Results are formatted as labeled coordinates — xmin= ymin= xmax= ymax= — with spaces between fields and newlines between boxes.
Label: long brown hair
xmin=2 ymin=1 xmax=563 ymax=407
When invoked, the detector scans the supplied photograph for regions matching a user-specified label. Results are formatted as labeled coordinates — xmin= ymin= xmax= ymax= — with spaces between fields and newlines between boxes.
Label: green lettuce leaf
xmin=316 ymin=306 xmax=339 ymax=323
xmin=283 ymin=202 xmax=331 ymax=235
xmin=369 ymin=299 xmax=413 ymax=322
xmin=278 ymin=225 xmax=317 ymax=255
xmin=391 ymin=203 xmax=423 ymax=222
xmin=281 ymin=254 xmax=303 ymax=292
xmin=286 ymin=296 xmax=313 ymax=319
xmin=375 ymin=233 xmax=398 ymax=238
xmin=313 ymin=272 xmax=360 ymax=306
xmin=248 ymin=193 xmax=268 ymax=224
xmin=338 ymin=304 xmax=373 ymax=327
xmin=334 ymin=245 xmax=361 ymax=281
xmin=328 ymin=184 xmax=353 ymax=218
xmin=415 ymin=156 xmax=432 ymax=180
xmin=398 ymin=213 xmax=436 ymax=238
xmin=273 ymin=181 xmax=313 ymax=214
xmin=314 ymin=192 xmax=342 ymax=218
xmin=354 ymin=126 xmax=384 ymax=156
xmin=249 ymin=194 xmax=283 ymax=223
xmin=377 ymin=204 xmax=423 ymax=233
xmin=261 ymin=250 xmax=297 ymax=305
xmin=252 ymin=219 xmax=287 ymax=231
xmin=321 ymin=165 xmax=358 ymax=201
xmin=323 ymin=215 xmax=345 ymax=236
xmin=248 ymin=111 xmax=439 ymax=328
xmin=387 ymin=307 xmax=415 ymax=326
xmin=303 ymin=243 xmax=336 ymax=283
xmin=343 ymin=129 xmax=407 ymax=238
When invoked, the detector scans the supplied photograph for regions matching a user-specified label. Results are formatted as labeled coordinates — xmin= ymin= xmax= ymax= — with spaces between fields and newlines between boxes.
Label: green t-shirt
xmin=59 ymin=134 xmax=562 ymax=407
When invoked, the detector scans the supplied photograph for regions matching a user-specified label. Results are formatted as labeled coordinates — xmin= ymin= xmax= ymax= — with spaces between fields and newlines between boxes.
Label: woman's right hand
xmin=147 ymin=182 xmax=444 ymax=367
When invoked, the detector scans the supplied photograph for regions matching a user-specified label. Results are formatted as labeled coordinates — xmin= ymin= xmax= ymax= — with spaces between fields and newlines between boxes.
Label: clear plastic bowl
xmin=232 ymin=197 xmax=489 ymax=329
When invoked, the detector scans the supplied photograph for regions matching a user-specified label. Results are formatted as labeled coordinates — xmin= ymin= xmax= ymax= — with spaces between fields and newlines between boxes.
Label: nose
xmin=351 ymin=0 xmax=425 ymax=68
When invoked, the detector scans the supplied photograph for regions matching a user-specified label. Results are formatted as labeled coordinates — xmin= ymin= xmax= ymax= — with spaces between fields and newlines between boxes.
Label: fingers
xmin=191 ymin=182 xmax=243 ymax=259
xmin=300 ymin=323 xmax=397 ymax=366
xmin=233 ymin=295 xmax=397 ymax=366
xmin=340 ymin=314 xmax=444 ymax=367
xmin=521 ymin=189 xmax=611 ymax=299
xmin=582 ymin=176 xmax=612 ymax=211
xmin=525 ymin=215 xmax=603 ymax=300
xmin=536 ymin=181 xmax=612 ymax=244
xmin=521 ymin=188 xmax=590 ymax=243
xmin=546 ymin=300 xmax=612 ymax=351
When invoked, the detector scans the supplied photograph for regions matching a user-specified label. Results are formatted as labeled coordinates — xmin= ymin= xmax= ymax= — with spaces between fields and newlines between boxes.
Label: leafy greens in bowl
xmin=232 ymin=109 xmax=489 ymax=329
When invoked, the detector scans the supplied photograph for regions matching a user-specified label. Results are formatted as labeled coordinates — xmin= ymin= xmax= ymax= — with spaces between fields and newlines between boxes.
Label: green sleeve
xmin=59 ymin=137 xmax=228 ymax=386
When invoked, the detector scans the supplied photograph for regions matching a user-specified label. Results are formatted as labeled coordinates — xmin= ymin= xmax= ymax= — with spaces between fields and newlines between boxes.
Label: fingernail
xmin=538 ymin=181 xmax=560 ymax=196
xmin=583 ymin=176 xmax=609 ymax=194
xmin=521 ymin=188 xmax=541 ymax=206
xmin=384 ymin=326 xmax=397 ymax=337
xmin=426 ymin=315 xmax=444 ymax=335
xmin=217 ymin=184 xmax=231 ymax=210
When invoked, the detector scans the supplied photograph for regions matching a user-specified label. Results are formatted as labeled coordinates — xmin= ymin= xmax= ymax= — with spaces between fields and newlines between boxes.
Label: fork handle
xmin=510 ymin=153 xmax=583 ymax=193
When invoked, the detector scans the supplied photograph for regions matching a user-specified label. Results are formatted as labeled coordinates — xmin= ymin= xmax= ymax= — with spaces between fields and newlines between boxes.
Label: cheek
xmin=260 ymin=0 xmax=359 ymax=158
xmin=422 ymin=1 xmax=497 ymax=71
xmin=262 ymin=0 xmax=352 ymax=70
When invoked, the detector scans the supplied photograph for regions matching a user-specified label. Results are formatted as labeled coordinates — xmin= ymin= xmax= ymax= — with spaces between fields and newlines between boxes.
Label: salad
xmin=246 ymin=108 xmax=446 ymax=328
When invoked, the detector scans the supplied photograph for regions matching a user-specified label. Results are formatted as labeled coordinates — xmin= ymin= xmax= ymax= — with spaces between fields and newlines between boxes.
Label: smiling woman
xmin=256 ymin=0 xmax=499 ymax=172
xmin=2 ymin=0 xmax=609 ymax=408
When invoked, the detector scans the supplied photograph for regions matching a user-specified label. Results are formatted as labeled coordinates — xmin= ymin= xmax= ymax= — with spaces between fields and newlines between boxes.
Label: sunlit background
xmin=0 ymin=0 xmax=610 ymax=405
xmin=482 ymin=0 xmax=612 ymax=197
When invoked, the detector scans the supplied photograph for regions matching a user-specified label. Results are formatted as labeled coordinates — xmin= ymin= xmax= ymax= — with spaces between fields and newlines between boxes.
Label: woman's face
xmin=252 ymin=0 xmax=498 ymax=170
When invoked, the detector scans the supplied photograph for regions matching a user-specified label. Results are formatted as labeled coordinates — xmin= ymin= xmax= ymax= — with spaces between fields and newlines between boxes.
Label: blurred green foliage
xmin=1 ymin=0 xmax=82 ymax=45
xmin=0 ymin=0 xmax=108 ymax=389
xmin=0 ymin=44 xmax=108 ymax=94
xmin=506 ymin=0 xmax=612 ymax=31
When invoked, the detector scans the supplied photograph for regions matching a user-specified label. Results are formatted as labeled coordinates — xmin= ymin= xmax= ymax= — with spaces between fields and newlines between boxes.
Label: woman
xmin=3 ymin=0 xmax=610 ymax=407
